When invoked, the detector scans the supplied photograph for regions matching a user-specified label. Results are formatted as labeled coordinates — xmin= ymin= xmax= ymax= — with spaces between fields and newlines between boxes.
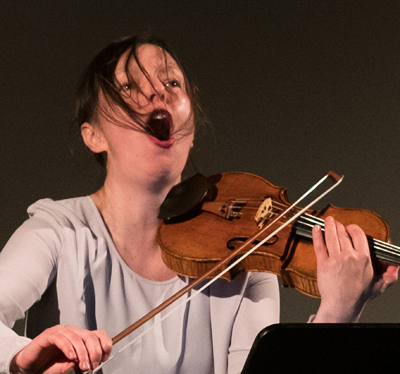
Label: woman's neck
xmin=91 ymin=175 xmax=178 ymax=281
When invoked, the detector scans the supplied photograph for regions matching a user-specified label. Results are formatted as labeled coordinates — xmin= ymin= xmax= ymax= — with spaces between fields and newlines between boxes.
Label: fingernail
xmin=92 ymin=361 xmax=99 ymax=368
xmin=82 ymin=361 xmax=90 ymax=371
xmin=69 ymin=351 xmax=76 ymax=360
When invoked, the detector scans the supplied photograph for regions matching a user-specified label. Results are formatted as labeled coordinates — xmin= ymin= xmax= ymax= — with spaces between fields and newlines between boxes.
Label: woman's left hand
xmin=312 ymin=216 xmax=398 ymax=323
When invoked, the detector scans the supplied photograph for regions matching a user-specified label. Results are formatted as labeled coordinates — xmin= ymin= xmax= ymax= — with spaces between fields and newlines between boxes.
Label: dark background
xmin=1 ymin=0 xmax=399 ymax=326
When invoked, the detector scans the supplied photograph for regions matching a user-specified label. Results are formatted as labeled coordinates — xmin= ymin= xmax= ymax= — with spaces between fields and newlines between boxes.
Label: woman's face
xmin=91 ymin=43 xmax=194 ymax=189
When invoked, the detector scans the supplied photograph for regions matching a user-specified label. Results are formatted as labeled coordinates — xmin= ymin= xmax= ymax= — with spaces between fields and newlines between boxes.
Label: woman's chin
xmin=145 ymin=165 xmax=181 ymax=191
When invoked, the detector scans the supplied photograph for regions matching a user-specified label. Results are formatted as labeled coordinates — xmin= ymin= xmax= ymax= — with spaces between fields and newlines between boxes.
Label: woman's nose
xmin=144 ymin=79 xmax=166 ymax=104
xmin=149 ymin=92 xmax=165 ymax=103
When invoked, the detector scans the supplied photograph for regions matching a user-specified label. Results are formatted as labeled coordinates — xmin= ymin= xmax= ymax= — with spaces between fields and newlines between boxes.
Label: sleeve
xmin=0 ymin=210 xmax=63 ymax=373
xmin=228 ymin=272 xmax=280 ymax=374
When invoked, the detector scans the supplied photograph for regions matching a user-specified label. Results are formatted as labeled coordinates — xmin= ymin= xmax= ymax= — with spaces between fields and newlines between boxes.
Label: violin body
xmin=157 ymin=172 xmax=391 ymax=298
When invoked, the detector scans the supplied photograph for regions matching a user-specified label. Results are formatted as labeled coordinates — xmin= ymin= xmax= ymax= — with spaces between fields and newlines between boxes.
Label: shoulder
xmin=2 ymin=197 xmax=98 ymax=253
xmin=3 ymin=196 xmax=102 ymax=253
xmin=26 ymin=196 xmax=98 ymax=229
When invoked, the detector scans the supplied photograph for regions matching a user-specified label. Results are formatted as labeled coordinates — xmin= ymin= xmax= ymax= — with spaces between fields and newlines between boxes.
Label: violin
xmin=157 ymin=171 xmax=400 ymax=298
xmin=63 ymin=171 xmax=400 ymax=374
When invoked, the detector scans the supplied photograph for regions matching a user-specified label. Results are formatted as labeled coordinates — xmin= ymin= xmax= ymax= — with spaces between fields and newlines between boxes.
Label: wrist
xmin=313 ymin=303 xmax=362 ymax=323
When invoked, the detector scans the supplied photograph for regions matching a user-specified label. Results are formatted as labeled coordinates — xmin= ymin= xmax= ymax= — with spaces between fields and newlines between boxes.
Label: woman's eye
xmin=164 ymin=80 xmax=181 ymax=88
xmin=119 ymin=84 xmax=132 ymax=97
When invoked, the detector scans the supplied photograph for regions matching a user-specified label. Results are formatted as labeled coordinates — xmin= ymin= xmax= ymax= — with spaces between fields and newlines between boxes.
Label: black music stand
xmin=241 ymin=323 xmax=400 ymax=374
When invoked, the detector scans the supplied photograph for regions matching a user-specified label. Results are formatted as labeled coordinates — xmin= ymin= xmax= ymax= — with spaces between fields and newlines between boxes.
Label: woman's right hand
xmin=10 ymin=325 xmax=112 ymax=374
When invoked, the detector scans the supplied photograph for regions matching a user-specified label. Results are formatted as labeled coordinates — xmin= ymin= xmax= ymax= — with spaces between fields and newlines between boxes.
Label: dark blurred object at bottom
xmin=241 ymin=323 xmax=400 ymax=374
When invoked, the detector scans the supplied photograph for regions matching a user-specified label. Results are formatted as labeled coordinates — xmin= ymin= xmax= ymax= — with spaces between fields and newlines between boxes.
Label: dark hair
xmin=75 ymin=34 xmax=202 ymax=167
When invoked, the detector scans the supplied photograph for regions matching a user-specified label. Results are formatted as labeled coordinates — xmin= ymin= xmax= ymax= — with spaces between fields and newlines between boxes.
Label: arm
xmin=312 ymin=216 xmax=398 ymax=323
xmin=0 ymin=216 xmax=57 ymax=373
xmin=1 ymin=207 xmax=112 ymax=373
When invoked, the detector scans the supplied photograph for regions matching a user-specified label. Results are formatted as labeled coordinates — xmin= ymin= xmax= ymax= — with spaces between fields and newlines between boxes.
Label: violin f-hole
xmin=226 ymin=236 xmax=278 ymax=251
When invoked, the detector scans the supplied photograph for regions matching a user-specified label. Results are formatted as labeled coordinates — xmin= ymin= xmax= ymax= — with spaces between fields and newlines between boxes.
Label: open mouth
xmin=146 ymin=109 xmax=173 ymax=141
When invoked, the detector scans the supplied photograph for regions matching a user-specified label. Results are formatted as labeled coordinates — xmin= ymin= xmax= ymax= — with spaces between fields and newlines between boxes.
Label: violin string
xmin=277 ymin=208 xmax=400 ymax=259
xmin=91 ymin=172 xmax=343 ymax=372
xmin=294 ymin=214 xmax=400 ymax=261
xmin=297 ymin=214 xmax=400 ymax=255
xmin=227 ymin=199 xmax=400 ymax=261
xmin=257 ymin=201 xmax=400 ymax=258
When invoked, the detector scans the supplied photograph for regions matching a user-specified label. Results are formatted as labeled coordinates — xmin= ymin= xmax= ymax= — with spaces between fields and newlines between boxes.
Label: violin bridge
xmin=255 ymin=197 xmax=273 ymax=228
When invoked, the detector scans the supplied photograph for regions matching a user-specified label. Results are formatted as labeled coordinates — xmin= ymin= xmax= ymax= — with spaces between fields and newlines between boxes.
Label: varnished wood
xmin=158 ymin=172 xmax=392 ymax=298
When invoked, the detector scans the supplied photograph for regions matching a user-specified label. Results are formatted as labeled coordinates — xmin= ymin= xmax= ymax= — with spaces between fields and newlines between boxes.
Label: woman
xmin=0 ymin=35 xmax=397 ymax=374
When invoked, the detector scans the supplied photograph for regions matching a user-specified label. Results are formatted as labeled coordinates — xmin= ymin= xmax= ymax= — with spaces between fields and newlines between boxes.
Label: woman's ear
xmin=81 ymin=122 xmax=107 ymax=153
